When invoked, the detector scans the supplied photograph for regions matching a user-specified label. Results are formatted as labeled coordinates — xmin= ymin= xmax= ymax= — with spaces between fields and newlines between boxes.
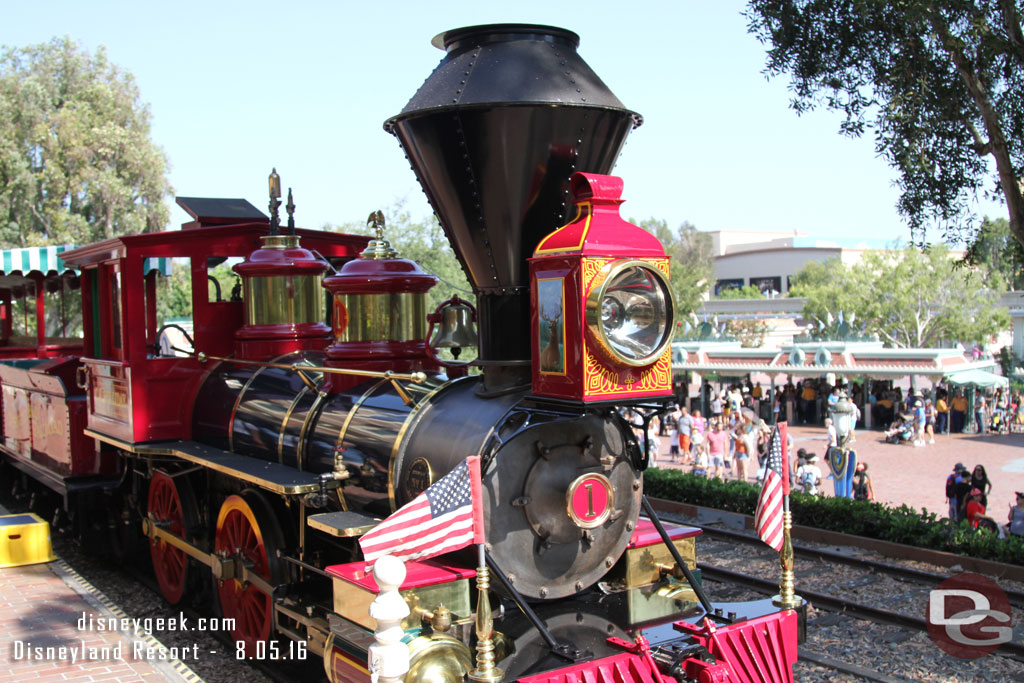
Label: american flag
xmin=755 ymin=422 xmax=788 ymax=552
xmin=359 ymin=456 xmax=484 ymax=567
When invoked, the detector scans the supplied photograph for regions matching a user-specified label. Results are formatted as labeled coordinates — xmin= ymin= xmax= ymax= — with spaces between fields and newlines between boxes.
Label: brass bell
xmin=429 ymin=300 xmax=478 ymax=356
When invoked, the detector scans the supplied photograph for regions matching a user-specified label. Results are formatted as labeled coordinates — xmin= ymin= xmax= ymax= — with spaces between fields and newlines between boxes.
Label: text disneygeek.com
xmin=9 ymin=611 xmax=236 ymax=663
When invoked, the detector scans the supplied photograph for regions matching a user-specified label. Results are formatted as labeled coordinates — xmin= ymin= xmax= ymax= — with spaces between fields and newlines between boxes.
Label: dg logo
xmin=927 ymin=573 xmax=1013 ymax=659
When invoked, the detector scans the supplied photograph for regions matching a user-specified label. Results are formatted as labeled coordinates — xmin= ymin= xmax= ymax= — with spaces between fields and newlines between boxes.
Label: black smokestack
xmin=386 ymin=24 xmax=641 ymax=391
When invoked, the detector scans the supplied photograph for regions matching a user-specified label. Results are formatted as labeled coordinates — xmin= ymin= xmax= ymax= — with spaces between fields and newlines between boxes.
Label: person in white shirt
xmin=825 ymin=417 xmax=838 ymax=450
xmin=796 ymin=453 xmax=822 ymax=495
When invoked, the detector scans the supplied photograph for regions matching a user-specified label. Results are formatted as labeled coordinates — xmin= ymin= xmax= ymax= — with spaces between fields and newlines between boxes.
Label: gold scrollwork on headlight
xmin=584 ymin=259 xmax=675 ymax=368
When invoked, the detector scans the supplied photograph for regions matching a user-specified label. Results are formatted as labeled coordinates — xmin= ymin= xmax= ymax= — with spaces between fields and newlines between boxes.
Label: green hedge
xmin=644 ymin=469 xmax=1024 ymax=565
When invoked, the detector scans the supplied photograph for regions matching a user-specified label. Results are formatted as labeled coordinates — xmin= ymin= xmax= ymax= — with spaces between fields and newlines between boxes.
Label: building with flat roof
xmin=706 ymin=230 xmax=960 ymax=296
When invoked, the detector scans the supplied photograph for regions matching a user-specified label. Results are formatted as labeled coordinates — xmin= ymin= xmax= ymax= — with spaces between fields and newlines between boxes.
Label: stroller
xmin=884 ymin=414 xmax=915 ymax=444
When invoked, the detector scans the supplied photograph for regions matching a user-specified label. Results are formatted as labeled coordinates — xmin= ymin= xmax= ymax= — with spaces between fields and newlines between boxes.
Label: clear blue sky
xmin=1 ymin=1 xmax=1005 ymax=243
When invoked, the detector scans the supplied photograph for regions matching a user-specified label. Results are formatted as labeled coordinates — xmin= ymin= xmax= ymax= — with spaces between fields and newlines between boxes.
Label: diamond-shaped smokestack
xmin=385 ymin=24 xmax=641 ymax=390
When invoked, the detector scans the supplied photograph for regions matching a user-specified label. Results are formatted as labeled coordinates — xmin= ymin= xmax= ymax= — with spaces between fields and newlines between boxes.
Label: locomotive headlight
xmin=585 ymin=260 xmax=675 ymax=367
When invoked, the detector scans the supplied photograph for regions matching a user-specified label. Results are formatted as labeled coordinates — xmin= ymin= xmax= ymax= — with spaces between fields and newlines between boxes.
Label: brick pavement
xmin=0 ymin=546 xmax=199 ymax=682
xmin=654 ymin=423 xmax=1024 ymax=520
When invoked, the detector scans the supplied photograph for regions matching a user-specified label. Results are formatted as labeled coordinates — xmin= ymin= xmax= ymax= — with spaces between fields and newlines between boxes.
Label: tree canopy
xmin=635 ymin=218 xmax=713 ymax=318
xmin=0 ymin=37 xmax=171 ymax=247
xmin=962 ymin=216 xmax=1024 ymax=289
xmin=788 ymin=245 xmax=1008 ymax=347
xmin=746 ymin=1 xmax=1024 ymax=247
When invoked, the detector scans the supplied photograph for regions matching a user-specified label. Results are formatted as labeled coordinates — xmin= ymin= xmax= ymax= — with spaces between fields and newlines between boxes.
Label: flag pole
xmin=773 ymin=496 xmax=801 ymax=609
xmin=772 ymin=422 xmax=801 ymax=609
xmin=468 ymin=456 xmax=503 ymax=683
xmin=468 ymin=542 xmax=503 ymax=683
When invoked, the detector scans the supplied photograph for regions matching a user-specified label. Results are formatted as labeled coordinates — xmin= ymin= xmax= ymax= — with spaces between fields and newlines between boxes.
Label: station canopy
xmin=0 ymin=245 xmax=171 ymax=284
xmin=671 ymin=339 xmax=999 ymax=382
xmin=945 ymin=368 xmax=1009 ymax=388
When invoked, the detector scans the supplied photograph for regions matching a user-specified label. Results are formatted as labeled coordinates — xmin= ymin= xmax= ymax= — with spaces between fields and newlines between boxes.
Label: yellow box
xmin=0 ymin=513 xmax=56 ymax=567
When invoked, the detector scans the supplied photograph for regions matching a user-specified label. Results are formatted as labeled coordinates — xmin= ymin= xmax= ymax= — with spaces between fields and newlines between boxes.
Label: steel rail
xmin=698 ymin=562 xmax=1024 ymax=662
xmin=660 ymin=512 xmax=1024 ymax=609
xmin=798 ymin=648 xmax=914 ymax=683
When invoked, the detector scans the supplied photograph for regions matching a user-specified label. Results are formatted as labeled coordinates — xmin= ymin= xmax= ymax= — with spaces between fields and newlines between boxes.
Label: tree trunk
xmin=931 ymin=13 xmax=1024 ymax=248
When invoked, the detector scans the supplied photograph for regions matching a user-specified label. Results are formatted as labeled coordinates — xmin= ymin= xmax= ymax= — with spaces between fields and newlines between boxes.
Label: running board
xmin=85 ymin=429 xmax=339 ymax=496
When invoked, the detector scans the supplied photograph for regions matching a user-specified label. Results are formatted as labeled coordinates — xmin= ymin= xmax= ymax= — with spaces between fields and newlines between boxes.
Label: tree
xmin=0 ymin=37 xmax=171 ymax=247
xmin=715 ymin=285 xmax=771 ymax=347
xmin=635 ymin=218 xmax=713 ymax=317
xmin=789 ymin=245 xmax=1008 ymax=347
xmin=746 ymin=2 xmax=1024 ymax=247
xmin=961 ymin=216 xmax=1024 ymax=289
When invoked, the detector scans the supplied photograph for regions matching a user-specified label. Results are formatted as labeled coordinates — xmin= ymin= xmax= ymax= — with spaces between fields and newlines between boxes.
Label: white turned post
xmin=368 ymin=555 xmax=411 ymax=683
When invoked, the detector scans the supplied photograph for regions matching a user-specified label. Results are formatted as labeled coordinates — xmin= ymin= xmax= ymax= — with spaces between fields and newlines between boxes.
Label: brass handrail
xmin=195 ymin=352 xmax=427 ymax=383
xmin=195 ymin=352 xmax=426 ymax=404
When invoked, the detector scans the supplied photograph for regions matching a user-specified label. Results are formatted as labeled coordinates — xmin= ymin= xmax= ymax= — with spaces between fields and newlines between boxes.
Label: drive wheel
xmin=215 ymin=492 xmax=285 ymax=657
xmin=148 ymin=470 xmax=199 ymax=605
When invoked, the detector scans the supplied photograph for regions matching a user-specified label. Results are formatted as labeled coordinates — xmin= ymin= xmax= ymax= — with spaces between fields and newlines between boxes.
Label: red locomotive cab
xmin=60 ymin=197 xmax=367 ymax=445
xmin=529 ymin=172 xmax=676 ymax=403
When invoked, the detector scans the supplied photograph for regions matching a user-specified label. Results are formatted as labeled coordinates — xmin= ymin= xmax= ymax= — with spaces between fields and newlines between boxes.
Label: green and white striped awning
xmin=0 ymin=246 xmax=171 ymax=277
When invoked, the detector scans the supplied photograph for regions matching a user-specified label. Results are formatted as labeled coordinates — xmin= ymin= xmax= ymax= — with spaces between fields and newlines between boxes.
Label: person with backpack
xmin=796 ymin=452 xmax=822 ymax=495
xmin=853 ymin=462 xmax=874 ymax=501
xmin=946 ymin=463 xmax=969 ymax=520
xmin=953 ymin=464 xmax=975 ymax=522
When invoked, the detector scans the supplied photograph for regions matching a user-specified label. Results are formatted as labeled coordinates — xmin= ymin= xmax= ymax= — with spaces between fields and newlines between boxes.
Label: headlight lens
xmin=586 ymin=261 xmax=674 ymax=366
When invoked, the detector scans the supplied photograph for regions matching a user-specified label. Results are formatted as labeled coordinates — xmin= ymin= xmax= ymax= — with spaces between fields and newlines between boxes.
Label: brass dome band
xmin=335 ymin=292 xmax=428 ymax=342
xmin=244 ymin=274 xmax=325 ymax=326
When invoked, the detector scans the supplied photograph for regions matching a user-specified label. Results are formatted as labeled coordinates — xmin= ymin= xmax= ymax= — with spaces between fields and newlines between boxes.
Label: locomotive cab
xmin=59 ymin=198 xmax=367 ymax=445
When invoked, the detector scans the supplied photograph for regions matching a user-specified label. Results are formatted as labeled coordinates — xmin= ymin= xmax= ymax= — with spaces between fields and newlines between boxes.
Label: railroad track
xmin=654 ymin=510 xmax=1024 ymax=679
xmin=677 ymin=517 xmax=1024 ymax=608
xmin=699 ymin=561 xmax=1024 ymax=661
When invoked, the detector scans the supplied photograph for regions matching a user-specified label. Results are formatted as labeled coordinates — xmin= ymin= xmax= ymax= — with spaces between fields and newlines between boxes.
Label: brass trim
xmin=299 ymin=504 xmax=306 ymax=563
xmin=336 ymin=292 xmax=427 ymax=343
xmin=298 ymin=390 xmax=331 ymax=476
xmin=386 ymin=378 xmax=456 ymax=512
xmin=584 ymin=259 xmax=676 ymax=368
xmin=86 ymin=429 xmax=333 ymax=496
xmin=334 ymin=379 xmax=387 ymax=461
xmin=278 ymin=386 xmax=310 ymax=466
xmin=141 ymin=516 xmax=215 ymax=568
xmin=536 ymin=276 xmax=568 ymax=377
xmin=565 ymin=472 xmax=615 ymax=529
xmin=260 ymin=234 xmax=301 ymax=249
xmin=306 ymin=517 xmax=378 ymax=538
xmin=243 ymin=273 xmax=324 ymax=327
xmin=197 ymin=352 xmax=427 ymax=385
xmin=228 ymin=352 xmax=322 ymax=453
xmin=228 ymin=364 xmax=267 ymax=453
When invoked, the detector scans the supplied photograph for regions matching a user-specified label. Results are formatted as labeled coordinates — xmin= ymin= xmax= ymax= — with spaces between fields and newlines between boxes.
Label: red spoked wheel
xmin=215 ymin=492 xmax=284 ymax=657
xmin=147 ymin=470 xmax=198 ymax=605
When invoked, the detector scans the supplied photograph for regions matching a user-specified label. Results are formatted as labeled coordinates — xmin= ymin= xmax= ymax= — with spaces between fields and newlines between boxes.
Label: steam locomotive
xmin=0 ymin=24 xmax=801 ymax=682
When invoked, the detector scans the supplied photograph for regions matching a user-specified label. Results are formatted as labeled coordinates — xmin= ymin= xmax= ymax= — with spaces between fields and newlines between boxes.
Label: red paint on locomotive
xmin=0 ymin=23 xmax=804 ymax=683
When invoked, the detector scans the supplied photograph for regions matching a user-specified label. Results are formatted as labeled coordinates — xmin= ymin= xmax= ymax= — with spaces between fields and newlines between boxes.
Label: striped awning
xmin=0 ymin=246 xmax=171 ymax=277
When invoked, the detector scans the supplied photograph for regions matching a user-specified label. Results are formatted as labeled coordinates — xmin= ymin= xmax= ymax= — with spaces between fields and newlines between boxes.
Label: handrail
xmin=194 ymin=352 xmax=428 ymax=404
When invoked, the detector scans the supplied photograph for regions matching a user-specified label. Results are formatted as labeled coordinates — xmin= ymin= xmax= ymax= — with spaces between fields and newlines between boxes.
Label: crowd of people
xmin=644 ymin=383 xmax=837 ymax=494
xmin=944 ymin=462 xmax=1022 ymax=537
xmin=880 ymin=386 xmax=1023 ymax=442
xmin=636 ymin=375 xmax=1024 ymax=544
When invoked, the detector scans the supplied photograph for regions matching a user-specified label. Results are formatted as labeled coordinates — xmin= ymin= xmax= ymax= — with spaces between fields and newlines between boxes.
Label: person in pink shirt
xmin=689 ymin=410 xmax=706 ymax=463
xmin=705 ymin=418 xmax=730 ymax=479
